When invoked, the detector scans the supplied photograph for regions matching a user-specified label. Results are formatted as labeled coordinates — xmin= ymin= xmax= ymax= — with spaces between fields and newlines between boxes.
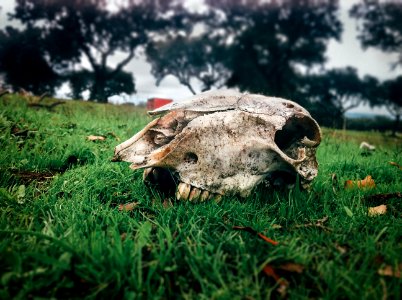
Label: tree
xmin=204 ymin=0 xmax=342 ymax=103
xmin=145 ymin=0 xmax=341 ymax=101
xmin=5 ymin=0 xmax=188 ymax=102
xmin=146 ymin=34 xmax=230 ymax=95
xmin=350 ymin=0 xmax=402 ymax=67
xmin=305 ymin=67 xmax=376 ymax=130
xmin=0 ymin=26 xmax=60 ymax=94
xmin=351 ymin=0 xmax=402 ymax=134
xmin=382 ymin=77 xmax=402 ymax=136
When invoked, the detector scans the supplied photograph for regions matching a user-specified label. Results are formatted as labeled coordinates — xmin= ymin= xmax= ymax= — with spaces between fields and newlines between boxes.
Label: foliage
xmin=0 ymin=94 xmax=401 ymax=298
xmin=304 ymin=67 xmax=379 ymax=129
xmin=346 ymin=116 xmax=401 ymax=133
xmin=380 ymin=77 xmax=402 ymax=136
xmin=145 ymin=0 xmax=342 ymax=101
xmin=350 ymin=0 xmax=402 ymax=67
xmin=1 ymin=0 xmax=189 ymax=102
xmin=0 ymin=26 xmax=61 ymax=94
xmin=146 ymin=34 xmax=229 ymax=95
xmin=206 ymin=0 xmax=342 ymax=102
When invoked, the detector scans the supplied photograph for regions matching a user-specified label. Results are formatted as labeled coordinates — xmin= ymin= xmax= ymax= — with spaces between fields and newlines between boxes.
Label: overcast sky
xmin=0 ymin=0 xmax=400 ymax=116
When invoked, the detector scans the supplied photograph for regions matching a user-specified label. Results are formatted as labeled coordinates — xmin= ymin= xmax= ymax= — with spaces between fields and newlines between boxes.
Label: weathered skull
xmin=113 ymin=90 xmax=321 ymax=201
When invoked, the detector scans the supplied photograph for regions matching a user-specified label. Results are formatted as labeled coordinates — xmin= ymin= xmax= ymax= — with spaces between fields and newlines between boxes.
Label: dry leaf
xmin=118 ymin=202 xmax=139 ymax=211
xmin=389 ymin=161 xmax=402 ymax=170
xmin=262 ymin=265 xmax=289 ymax=297
xmin=378 ymin=264 xmax=402 ymax=278
xmin=233 ymin=226 xmax=279 ymax=246
xmin=344 ymin=175 xmax=375 ymax=189
xmin=277 ymin=262 xmax=304 ymax=274
xmin=293 ymin=216 xmax=331 ymax=231
xmin=86 ymin=135 xmax=106 ymax=141
xmin=162 ymin=199 xmax=172 ymax=208
xmin=334 ymin=243 xmax=350 ymax=255
xmin=368 ymin=204 xmax=387 ymax=217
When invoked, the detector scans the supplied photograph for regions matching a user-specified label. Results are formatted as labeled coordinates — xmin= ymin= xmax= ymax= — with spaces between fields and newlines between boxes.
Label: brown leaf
xmin=277 ymin=262 xmax=305 ymax=274
xmin=368 ymin=204 xmax=387 ymax=217
xmin=344 ymin=175 xmax=375 ymax=189
xmin=262 ymin=265 xmax=289 ymax=298
xmin=86 ymin=135 xmax=106 ymax=141
xmin=163 ymin=199 xmax=172 ymax=208
xmin=334 ymin=243 xmax=350 ymax=255
xmin=378 ymin=264 xmax=402 ymax=278
xmin=118 ymin=202 xmax=139 ymax=212
xmin=233 ymin=226 xmax=279 ymax=245
xmin=389 ymin=161 xmax=402 ymax=170
xmin=293 ymin=216 xmax=331 ymax=231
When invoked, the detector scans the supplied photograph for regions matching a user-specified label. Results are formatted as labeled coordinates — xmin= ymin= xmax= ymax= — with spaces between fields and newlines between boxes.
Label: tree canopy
xmin=350 ymin=0 xmax=402 ymax=67
xmin=1 ymin=0 xmax=189 ymax=102
xmin=207 ymin=0 xmax=342 ymax=102
xmin=0 ymin=26 xmax=60 ymax=94
xmin=304 ymin=67 xmax=379 ymax=129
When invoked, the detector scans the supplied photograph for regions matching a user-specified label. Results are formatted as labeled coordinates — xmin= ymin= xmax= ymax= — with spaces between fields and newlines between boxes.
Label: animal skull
xmin=113 ymin=90 xmax=321 ymax=201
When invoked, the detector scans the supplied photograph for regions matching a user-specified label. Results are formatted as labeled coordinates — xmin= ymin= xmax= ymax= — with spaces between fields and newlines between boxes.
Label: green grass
xmin=0 ymin=94 xmax=401 ymax=299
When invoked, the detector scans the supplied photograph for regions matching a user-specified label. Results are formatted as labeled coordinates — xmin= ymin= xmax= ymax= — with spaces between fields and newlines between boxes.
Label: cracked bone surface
xmin=114 ymin=90 xmax=321 ymax=201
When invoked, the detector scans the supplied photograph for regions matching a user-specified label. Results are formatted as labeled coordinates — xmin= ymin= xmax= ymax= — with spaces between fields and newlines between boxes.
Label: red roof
xmin=147 ymin=98 xmax=173 ymax=110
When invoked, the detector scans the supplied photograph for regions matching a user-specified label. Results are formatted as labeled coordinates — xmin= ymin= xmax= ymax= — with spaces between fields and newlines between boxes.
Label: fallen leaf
xmin=334 ymin=243 xmax=350 ymax=255
xmin=388 ymin=161 xmax=402 ymax=170
xmin=86 ymin=135 xmax=106 ymax=141
xmin=368 ymin=204 xmax=387 ymax=217
xmin=277 ymin=262 xmax=304 ymax=274
xmin=163 ymin=199 xmax=172 ymax=208
xmin=293 ymin=216 xmax=332 ymax=231
xmin=378 ymin=263 xmax=402 ymax=278
xmin=262 ymin=265 xmax=289 ymax=297
xmin=118 ymin=202 xmax=139 ymax=211
xmin=344 ymin=175 xmax=375 ymax=189
xmin=233 ymin=226 xmax=279 ymax=246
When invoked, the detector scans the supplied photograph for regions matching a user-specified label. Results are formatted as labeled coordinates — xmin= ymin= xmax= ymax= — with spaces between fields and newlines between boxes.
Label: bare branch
xmin=111 ymin=49 xmax=134 ymax=76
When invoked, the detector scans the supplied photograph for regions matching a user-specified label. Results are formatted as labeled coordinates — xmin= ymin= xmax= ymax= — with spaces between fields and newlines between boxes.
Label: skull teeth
xmin=176 ymin=182 xmax=191 ymax=201
xmin=176 ymin=182 xmax=221 ymax=202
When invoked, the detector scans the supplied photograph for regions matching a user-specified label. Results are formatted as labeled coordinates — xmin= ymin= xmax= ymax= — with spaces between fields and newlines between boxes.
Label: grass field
xmin=0 ymin=95 xmax=401 ymax=299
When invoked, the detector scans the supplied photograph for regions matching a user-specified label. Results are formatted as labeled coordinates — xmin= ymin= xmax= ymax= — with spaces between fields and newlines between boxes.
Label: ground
xmin=0 ymin=95 xmax=401 ymax=299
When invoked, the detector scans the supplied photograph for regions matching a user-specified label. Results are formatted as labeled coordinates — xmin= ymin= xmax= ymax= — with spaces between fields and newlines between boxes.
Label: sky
xmin=0 ymin=0 xmax=400 ymax=116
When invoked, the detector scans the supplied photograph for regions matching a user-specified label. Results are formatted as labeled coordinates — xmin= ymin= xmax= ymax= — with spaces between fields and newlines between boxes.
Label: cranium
xmin=114 ymin=90 xmax=321 ymax=201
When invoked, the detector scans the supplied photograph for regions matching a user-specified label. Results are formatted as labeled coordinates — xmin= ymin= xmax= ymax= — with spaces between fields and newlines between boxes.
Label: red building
xmin=146 ymin=98 xmax=173 ymax=110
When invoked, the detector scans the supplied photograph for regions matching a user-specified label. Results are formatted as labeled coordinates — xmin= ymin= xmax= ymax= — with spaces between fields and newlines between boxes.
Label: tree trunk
xmin=90 ymin=71 xmax=108 ymax=103
xmin=391 ymin=114 xmax=400 ymax=137
xmin=342 ymin=114 xmax=347 ymax=131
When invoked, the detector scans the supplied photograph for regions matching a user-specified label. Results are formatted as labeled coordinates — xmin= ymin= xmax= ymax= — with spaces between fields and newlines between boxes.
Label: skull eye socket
xmin=275 ymin=115 xmax=320 ymax=159
xmin=184 ymin=152 xmax=198 ymax=164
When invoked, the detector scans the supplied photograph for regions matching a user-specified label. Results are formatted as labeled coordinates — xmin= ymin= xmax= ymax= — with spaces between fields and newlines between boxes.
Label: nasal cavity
xmin=184 ymin=152 xmax=198 ymax=164
xmin=274 ymin=115 xmax=320 ymax=159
